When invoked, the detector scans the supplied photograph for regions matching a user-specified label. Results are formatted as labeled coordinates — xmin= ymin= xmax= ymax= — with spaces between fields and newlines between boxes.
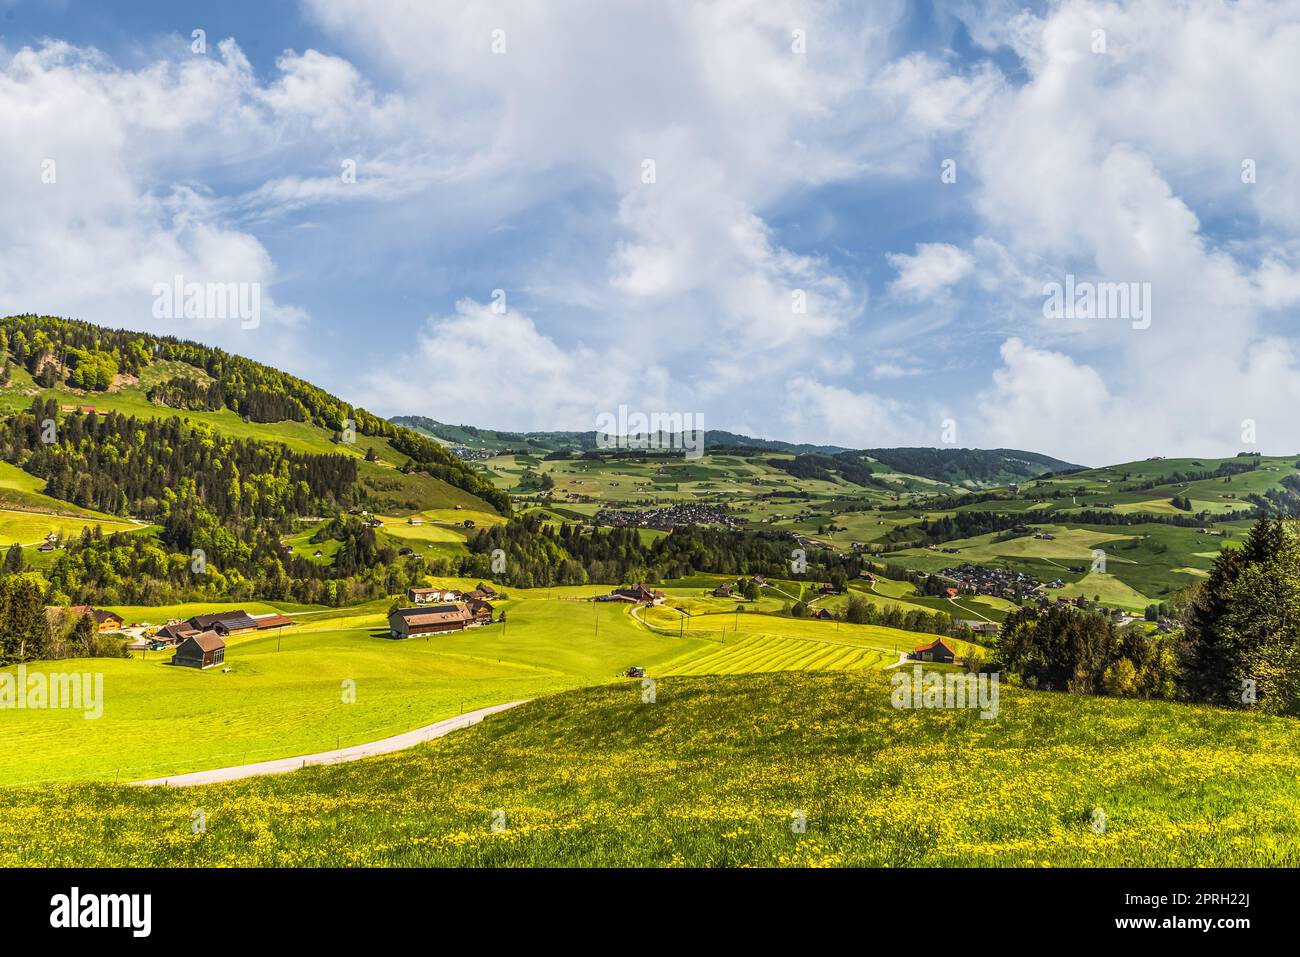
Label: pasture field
xmin=282 ymin=528 xmax=341 ymax=565
xmin=921 ymin=526 xmax=1139 ymax=563
xmin=1053 ymin=572 xmax=1154 ymax=612
xmin=658 ymin=633 xmax=898 ymax=674
xmin=103 ymin=599 xmax=336 ymax=625
xmin=374 ymin=520 xmax=471 ymax=545
xmin=0 ymin=508 xmax=136 ymax=547
xmin=5 ymin=671 xmax=1298 ymax=867
xmin=635 ymin=601 xmax=977 ymax=658
xmin=0 ymin=596 xmax=714 ymax=786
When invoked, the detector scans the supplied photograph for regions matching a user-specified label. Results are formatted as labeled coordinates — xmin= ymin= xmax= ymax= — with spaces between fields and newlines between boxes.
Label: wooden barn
xmin=388 ymin=605 xmax=473 ymax=639
xmin=172 ymin=631 xmax=226 ymax=669
xmin=254 ymin=614 xmax=295 ymax=631
xmin=912 ymin=636 xmax=957 ymax=664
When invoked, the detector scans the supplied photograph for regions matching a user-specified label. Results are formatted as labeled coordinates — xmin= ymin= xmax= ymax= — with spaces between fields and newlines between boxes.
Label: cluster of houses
xmin=387 ymin=584 xmax=498 ymax=638
xmin=153 ymin=610 xmax=295 ymax=669
xmin=939 ymin=563 xmax=1043 ymax=601
xmin=407 ymin=583 xmax=497 ymax=604
xmin=594 ymin=504 xmax=742 ymax=530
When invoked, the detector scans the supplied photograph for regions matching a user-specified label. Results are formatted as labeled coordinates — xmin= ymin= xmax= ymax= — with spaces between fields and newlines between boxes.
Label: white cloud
xmin=887 ymin=243 xmax=975 ymax=301
xmin=0 ymin=38 xmax=347 ymax=364
xmin=956 ymin=0 xmax=1300 ymax=459
xmin=781 ymin=375 xmax=919 ymax=449
xmin=358 ymin=299 xmax=669 ymax=431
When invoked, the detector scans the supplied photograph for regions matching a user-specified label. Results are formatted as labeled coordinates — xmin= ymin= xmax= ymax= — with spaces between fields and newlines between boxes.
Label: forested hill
xmin=859 ymin=447 xmax=1083 ymax=484
xmin=0 ymin=315 xmax=507 ymax=515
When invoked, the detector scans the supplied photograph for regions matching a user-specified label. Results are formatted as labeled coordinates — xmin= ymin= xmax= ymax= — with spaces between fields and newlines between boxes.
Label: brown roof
xmin=391 ymin=605 xmax=472 ymax=627
xmin=409 ymin=587 xmax=440 ymax=596
xmin=254 ymin=614 xmax=295 ymax=629
xmin=914 ymin=636 xmax=956 ymax=655
xmin=189 ymin=610 xmax=249 ymax=629
xmin=92 ymin=609 xmax=123 ymax=625
xmin=185 ymin=630 xmax=226 ymax=653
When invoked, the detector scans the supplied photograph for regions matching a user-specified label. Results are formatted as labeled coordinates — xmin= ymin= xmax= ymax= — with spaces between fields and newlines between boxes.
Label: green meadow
xmin=0 ymin=595 xmax=721 ymax=786
xmin=5 ymin=671 xmax=1298 ymax=867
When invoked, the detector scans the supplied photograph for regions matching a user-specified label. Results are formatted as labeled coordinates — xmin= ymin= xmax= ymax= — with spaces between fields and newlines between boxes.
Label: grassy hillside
xmin=4 ymin=670 xmax=1297 ymax=867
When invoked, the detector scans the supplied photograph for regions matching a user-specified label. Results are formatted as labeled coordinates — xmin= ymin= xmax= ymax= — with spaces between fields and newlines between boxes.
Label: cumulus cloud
xmin=955 ymin=0 xmax=1300 ymax=459
xmin=887 ymin=243 xmax=975 ymax=301
xmin=358 ymin=299 xmax=670 ymax=431
xmin=0 ymin=37 xmax=351 ymax=364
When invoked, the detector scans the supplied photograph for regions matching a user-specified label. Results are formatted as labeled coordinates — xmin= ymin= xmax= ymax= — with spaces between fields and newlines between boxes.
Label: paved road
xmin=131 ymin=700 xmax=529 ymax=787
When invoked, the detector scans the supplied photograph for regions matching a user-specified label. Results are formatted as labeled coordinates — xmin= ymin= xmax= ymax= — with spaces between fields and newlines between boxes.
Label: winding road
xmin=131 ymin=700 xmax=529 ymax=787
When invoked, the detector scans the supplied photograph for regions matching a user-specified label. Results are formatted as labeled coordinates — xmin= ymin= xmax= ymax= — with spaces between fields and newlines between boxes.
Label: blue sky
xmin=2 ymin=0 xmax=1299 ymax=465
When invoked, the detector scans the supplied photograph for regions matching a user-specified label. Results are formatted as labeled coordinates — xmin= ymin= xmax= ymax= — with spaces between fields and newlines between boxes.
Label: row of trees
xmin=462 ymin=516 xmax=875 ymax=589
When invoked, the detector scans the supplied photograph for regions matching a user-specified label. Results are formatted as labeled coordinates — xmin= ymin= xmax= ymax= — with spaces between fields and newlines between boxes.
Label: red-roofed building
xmin=912 ymin=637 xmax=957 ymax=664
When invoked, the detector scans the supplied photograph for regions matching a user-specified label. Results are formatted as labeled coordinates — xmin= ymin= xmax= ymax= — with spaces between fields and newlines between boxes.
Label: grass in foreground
xmin=3 ymin=671 xmax=1298 ymax=866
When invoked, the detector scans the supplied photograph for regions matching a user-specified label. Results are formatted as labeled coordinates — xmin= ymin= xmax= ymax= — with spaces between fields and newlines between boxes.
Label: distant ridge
xmin=389 ymin=416 xmax=849 ymax=455
xmin=389 ymin=416 xmax=1084 ymax=482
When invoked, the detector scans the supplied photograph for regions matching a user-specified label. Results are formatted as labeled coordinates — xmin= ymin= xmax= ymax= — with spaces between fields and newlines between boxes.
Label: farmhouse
xmin=172 ymin=631 xmax=226 ymax=669
xmin=912 ymin=636 xmax=957 ymax=664
xmin=712 ymin=584 xmax=733 ymax=598
xmin=186 ymin=610 xmax=258 ymax=637
xmin=68 ymin=606 xmax=124 ymax=632
xmin=611 ymin=583 xmax=664 ymax=603
xmin=466 ymin=598 xmax=494 ymax=623
xmin=388 ymin=604 xmax=473 ymax=638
